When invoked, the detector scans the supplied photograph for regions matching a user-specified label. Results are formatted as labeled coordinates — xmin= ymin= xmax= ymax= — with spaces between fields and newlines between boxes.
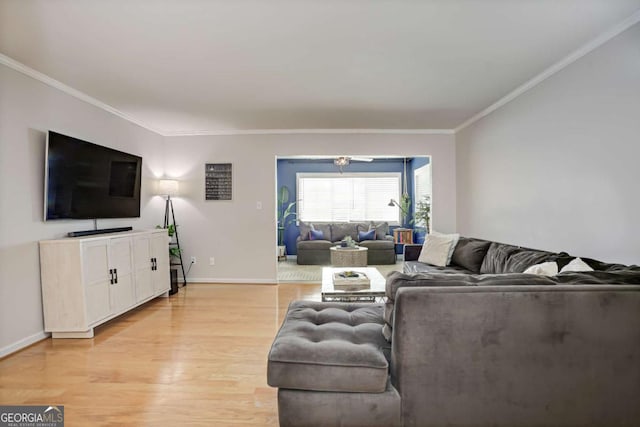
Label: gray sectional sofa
xmin=296 ymin=221 xmax=396 ymax=265
xmin=268 ymin=236 xmax=640 ymax=427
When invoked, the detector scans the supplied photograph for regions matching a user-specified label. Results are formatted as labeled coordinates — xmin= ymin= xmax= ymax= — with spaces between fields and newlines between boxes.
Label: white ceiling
xmin=1 ymin=0 xmax=639 ymax=135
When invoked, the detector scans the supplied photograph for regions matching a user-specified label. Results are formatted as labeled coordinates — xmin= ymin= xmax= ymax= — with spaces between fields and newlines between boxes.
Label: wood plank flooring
xmin=0 ymin=283 xmax=321 ymax=426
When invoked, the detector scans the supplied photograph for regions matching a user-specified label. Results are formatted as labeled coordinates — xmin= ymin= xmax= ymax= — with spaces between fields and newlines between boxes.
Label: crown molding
xmin=455 ymin=8 xmax=640 ymax=133
xmin=0 ymin=53 xmax=164 ymax=135
xmin=163 ymin=128 xmax=455 ymax=136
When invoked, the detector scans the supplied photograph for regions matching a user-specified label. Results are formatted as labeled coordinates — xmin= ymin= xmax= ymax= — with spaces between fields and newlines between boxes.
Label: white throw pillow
xmin=560 ymin=257 xmax=594 ymax=273
xmin=430 ymin=231 xmax=460 ymax=264
xmin=523 ymin=261 xmax=558 ymax=276
xmin=418 ymin=233 xmax=455 ymax=267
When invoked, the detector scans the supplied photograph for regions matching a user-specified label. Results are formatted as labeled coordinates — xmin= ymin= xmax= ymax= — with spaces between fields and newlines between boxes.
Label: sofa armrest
xmin=390 ymin=285 xmax=640 ymax=426
xmin=403 ymin=244 xmax=422 ymax=261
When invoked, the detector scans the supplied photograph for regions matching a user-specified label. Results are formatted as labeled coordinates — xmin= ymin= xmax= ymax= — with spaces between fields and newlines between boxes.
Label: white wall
xmin=0 ymin=64 xmax=165 ymax=356
xmin=456 ymin=22 xmax=640 ymax=264
xmin=163 ymin=133 xmax=456 ymax=282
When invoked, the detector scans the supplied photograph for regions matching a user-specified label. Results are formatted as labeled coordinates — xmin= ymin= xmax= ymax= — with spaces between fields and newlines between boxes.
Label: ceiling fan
xmin=334 ymin=156 xmax=373 ymax=173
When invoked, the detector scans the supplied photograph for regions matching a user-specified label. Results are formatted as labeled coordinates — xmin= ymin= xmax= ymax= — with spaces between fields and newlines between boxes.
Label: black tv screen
xmin=45 ymin=131 xmax=142 ymax=220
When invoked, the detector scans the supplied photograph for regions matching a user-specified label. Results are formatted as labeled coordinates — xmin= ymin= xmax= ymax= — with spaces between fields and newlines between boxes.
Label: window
xmin=413 ymin=164 xmax=432 ymax=226
xmin=297 ymin=173 xmax=401 ymax=223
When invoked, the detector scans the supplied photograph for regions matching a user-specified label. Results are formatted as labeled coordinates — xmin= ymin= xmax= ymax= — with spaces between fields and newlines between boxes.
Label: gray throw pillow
xmin=369 ymin=222 xmax=389 ymax=240
xmin=451 ymin=237 xmax=492 ymax=273
xmin=298 ymin=220 xmax=312 ymax=241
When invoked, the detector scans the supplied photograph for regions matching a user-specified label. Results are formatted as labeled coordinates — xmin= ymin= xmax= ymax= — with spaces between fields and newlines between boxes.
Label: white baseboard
xmin=185 ymin=278 xmax=276 ymax=284
xmin=1 ymin=331 xmax=50 ymax=358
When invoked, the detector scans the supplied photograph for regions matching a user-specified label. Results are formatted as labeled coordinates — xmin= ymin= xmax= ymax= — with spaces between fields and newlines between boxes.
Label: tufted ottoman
xmin=267 ymin=301 xmax=401 ymax=427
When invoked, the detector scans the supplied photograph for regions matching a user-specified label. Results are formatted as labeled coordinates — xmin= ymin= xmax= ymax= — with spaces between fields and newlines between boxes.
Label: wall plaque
xmin=205 ymin=163 xmax=232 ymax=200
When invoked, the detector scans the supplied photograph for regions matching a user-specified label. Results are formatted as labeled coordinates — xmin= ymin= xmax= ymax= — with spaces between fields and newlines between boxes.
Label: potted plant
xmin=399 ymin=193 xmax=412 ymax=227
xmin=156 ymin=224 xmax=181 ymax=260
xmin=410 ymin=195 xmax=431 ymax=243
xmin=277 ymin=185 xmax=297 ymax=259
xmin=156 ymin=224 xmax=176 ymax=236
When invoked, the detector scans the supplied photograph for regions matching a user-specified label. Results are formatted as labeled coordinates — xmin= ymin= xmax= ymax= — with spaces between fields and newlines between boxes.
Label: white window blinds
xmin=297 ymin=173 xmax=401 ymax=223
xmin=413 ymin=164 xmax=432 ymax=226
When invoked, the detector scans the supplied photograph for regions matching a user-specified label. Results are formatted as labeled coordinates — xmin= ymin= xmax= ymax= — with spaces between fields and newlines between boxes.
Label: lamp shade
xmin=158 ymin=179 xmax=179 ymax=196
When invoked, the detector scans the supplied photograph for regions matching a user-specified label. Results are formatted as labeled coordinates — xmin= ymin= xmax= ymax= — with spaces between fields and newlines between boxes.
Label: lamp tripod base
xmin=164 ymin=196 xmax=187 ymax=286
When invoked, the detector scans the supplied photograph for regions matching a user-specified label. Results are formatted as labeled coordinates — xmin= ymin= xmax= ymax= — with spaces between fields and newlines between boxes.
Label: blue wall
xmin=277 ymin=157 xmax=430 ymax=255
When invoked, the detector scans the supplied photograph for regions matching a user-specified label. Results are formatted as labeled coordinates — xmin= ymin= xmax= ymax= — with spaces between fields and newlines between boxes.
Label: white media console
xmin=39 ymin=229 xmax=170 ymax=338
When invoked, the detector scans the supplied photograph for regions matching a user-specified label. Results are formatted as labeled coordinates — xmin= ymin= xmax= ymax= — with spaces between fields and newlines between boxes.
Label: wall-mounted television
xmin=44 ymin=131 xmax=142 ymax=221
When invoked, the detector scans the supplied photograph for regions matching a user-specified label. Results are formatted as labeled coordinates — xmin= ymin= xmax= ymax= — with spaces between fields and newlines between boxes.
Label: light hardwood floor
xmin=0 ymin=283 xmax=321 ymax=426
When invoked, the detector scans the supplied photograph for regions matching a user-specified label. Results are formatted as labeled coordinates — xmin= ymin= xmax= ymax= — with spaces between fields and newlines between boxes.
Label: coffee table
xmin=321 ymin=267 xmax=386 ymax=302
xmin=330 ymin=246 xmax=368 ymax=267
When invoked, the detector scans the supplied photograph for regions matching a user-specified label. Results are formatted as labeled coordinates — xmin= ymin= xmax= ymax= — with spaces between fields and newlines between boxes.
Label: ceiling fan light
xmin=334 ymin=157 xmax=350 ymax=167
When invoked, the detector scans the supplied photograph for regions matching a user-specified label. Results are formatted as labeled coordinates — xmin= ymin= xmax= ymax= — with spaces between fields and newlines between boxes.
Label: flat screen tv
xmin=45 ymin=131 xmax=142 ymax=220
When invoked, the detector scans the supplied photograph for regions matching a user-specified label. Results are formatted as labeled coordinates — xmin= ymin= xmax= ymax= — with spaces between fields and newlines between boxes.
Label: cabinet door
xmin=133 ymin=235 xmax=154 ymax=302
xmin=109 ymin=237 xmax=136 ymax=313
xmin=151 ymin=232 xmax=170 ymax=293
xmin=82 ymin=240 xmax=112 ymax=325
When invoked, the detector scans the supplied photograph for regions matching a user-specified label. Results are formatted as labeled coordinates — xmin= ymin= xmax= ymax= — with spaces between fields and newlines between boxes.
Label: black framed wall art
xmin=205 ymin=163 xmax=232 ymax=201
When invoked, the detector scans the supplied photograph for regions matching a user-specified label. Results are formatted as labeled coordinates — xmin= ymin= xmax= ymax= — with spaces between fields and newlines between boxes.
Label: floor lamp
xmin=158 ymin=179 xmax=187 ymax=287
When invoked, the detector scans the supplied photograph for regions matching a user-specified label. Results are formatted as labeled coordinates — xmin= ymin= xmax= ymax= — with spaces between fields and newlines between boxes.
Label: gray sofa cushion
xmin=578 ymin=257 xmax=640 ymax=272
xmin=386 ymin=271 xmax=558 ymax=302
xmin=504 ymin=249 xmax=557 ymax=273
xmin=451 ymin=237 xmax=492 ymax=273
xmin=480 ymin=242 xmax=523 ymax=274
xmin=362 ymin=238 xmax=397 ymax=265
xmin=554 ymin=270 xmax=640 ymax=285
xmin=268 ymin=301 xmax=390 ymax=393
xmin=382 ymin=271 xmax=558 ymax=341
xmin=359 ymin=239 xmax=395 ymax=250
xmin=278 ymin=380 xmax=401 ymax=427
xmin=403 ymin=260 xmax=472 ymax=274
xmin=480 ymin=242 xmax=556 ymax=274
xmin=331 ymin=222 xmax=359 ymax=242
xmin=296 ymin=239 xmax=334 ymax=250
